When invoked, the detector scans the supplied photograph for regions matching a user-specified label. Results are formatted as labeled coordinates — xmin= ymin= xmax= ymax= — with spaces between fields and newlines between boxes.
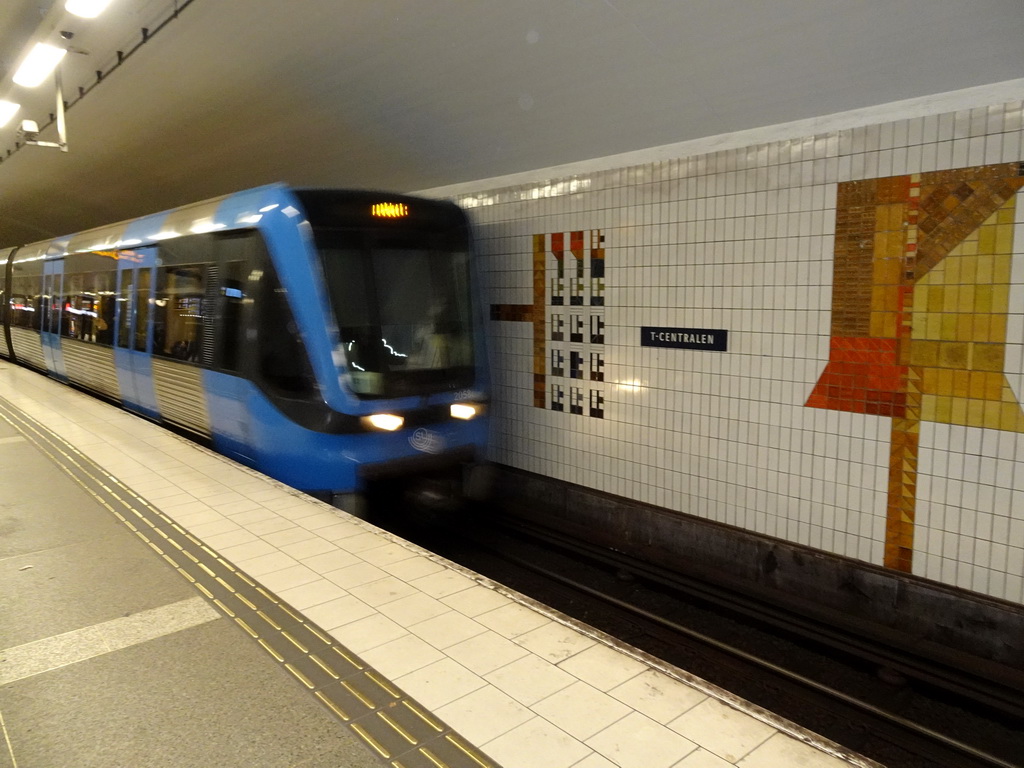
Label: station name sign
xmin=641 ymin=327 xmax=728 ymax=351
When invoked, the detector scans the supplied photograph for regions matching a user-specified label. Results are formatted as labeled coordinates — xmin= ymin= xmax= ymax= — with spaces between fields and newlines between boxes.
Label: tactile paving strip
xmin=0 ymin=393 xmax=498 ymax=768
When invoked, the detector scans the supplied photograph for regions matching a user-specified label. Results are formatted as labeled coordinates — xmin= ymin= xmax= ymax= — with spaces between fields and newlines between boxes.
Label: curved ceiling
xmin=1 ymin=0 xmax=1022 ymax=244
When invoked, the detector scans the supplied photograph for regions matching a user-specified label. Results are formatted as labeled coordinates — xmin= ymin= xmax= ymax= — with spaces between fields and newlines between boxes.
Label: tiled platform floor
xmin=0 ymin=360 xmax=880 ymax=768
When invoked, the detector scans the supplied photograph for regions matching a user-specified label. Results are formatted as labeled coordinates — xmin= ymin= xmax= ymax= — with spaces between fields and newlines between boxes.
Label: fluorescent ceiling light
xmin=65 ymin=0 xmax=113 ymax=18
xmin=13 ymin=43 xmax=67 ymax=88
xmin=0 ymin=101 xmax=19 ymax=128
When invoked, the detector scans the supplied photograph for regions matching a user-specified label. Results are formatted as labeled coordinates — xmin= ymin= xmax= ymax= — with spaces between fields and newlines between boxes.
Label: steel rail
xmin=441 ymin=516 xmax=1021 ymax=768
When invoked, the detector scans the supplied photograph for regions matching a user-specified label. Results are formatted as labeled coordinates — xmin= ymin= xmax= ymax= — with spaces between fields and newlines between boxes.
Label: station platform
xmin=0 ymin=360 xmax=880 ymax=768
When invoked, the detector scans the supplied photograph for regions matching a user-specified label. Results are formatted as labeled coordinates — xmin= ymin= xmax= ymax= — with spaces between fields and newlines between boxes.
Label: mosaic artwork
xmin=808 ymin=163 xmax=1024 ymax=571
xmin=491 ymin=230 xmax=606 ymax=417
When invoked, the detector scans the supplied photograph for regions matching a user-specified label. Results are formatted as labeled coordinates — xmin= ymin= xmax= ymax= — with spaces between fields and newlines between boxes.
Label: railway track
xmin=379 ymin=503 xmax=1024 ymax=768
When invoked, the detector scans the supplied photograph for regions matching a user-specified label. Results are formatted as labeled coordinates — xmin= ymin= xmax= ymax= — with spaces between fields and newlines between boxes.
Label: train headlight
xmin=362 ymin=413 xmax=404 ymax=431
xmin=450 ymin=403 xmax=482 ymax=420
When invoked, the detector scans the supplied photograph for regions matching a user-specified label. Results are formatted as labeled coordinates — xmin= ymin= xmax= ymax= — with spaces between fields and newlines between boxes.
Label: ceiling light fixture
xmin=12 ymin=43 xmax=68 ymax=88
xmin=65 ymin=0 xmax=114 ymax=19
xmin=0 ymin=100 xmax=20 ymax=128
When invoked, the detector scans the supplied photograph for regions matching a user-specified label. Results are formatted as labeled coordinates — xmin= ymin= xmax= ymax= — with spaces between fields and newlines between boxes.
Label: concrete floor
xmin=0 ymin=414 xmax=382 ymax=768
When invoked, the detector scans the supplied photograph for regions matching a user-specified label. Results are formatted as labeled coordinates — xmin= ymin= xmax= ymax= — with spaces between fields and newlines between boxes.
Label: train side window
xmin=46 ymin=280 xmax=62 ymax=335
xmin=117 ymin=270 xmax=134 ymax=348
xmin=94 ymin=271 xmax=116 ymax=344
xmin=9 ymin=284 xmax=41 ymax=330
xmin=159 ymin=234 xmax=214 ymax=266
xmin=60 ymin=272 xmax=114 ymax=344
xmin=134 ymin=268 xmax=151 ymax=352
xmin=153 ymin=265 xmax=206 ymax=362
xmin=61 ymin=252 xmax=118 ymax=345
xmin=258 ymin=266 xmax=317 ymax=396
xmin=61 ymin=273 xmax=88 ymax=340
xmin=11 ymin=254 xmax=45 ymax=331
xmin=155 ymin=230 xmax=267 ymax=371
xmin=211 ymin=230 xmax=265 ymax=374
xmin=219 ymin=261 xmax=246 ymax=372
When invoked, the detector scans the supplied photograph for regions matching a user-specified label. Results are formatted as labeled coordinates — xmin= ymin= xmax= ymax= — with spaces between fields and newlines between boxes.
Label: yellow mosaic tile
xmin=937 ymin=342 xmax=968 ymax=368
xmin=984 ymin=400 xmax=1003 ymax=430
xmin=993 ymin=283 xmax=1010 ymax=310
xmin=909 ymin=340 xmax=939 ymax=367
xmin=871 ymin=311 xmax=899 ymax=338
xmin=952 ymin=370 xmax=971 ymax=398
xmin=812 ymin=165 xmax=1024 ymax=574
xmin=921 ymin=396 xmax=937 ymax=422
xmin=967 ymin=398 xmax=986 ymax=426
xmin=873 ymin=256 xmax=902 ymax=284
xmin=1002 ymin=401 xmax=1024 ymax=430
xmin=973 ymin=345 xmax=1003 ymax=373
xmin=989 ymin=316 xmax=1007 ymax=344
xmin=950 ymin=397 xmax=969 ymax=424
xmin=978 ymin=223 xmax=997 ymax=254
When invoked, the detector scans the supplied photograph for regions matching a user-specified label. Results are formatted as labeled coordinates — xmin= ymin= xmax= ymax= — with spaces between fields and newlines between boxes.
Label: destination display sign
xmin=641 ymin=327 xmax=728 ymax=351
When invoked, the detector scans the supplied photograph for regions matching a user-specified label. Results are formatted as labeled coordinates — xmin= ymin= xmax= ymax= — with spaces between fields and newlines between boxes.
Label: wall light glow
xmin=615 ymin=379 xmax=646 ymax=393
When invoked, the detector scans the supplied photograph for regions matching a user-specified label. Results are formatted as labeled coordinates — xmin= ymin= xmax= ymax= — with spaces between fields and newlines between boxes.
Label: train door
xmin=1 ymin=248 xmax=11 ymax=359
xmin=114 ymin=247 xmax=160 ymax=418
xmin=40 ymin=258 xmax=67 ymax=380
xmin=186 ymin=232 xmax=257 ymax=463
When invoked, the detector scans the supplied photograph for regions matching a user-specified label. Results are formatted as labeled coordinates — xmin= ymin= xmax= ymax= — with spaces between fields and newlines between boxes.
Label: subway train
xmin=0 ymin=184 xmax=491 ymax=512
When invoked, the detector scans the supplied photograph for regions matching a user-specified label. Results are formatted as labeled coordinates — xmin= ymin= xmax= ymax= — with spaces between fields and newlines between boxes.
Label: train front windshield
xmin=315 ymin=230 xmax=475 ymax=398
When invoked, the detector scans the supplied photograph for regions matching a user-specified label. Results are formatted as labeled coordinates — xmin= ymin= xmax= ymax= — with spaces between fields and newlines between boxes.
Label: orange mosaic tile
xmin=809 ymin=163 xmax=1024 ymax=572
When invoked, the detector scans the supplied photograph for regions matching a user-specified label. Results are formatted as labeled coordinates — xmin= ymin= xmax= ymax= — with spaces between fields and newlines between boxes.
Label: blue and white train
xmin=0 ymin=185 xmax=490 ymax=511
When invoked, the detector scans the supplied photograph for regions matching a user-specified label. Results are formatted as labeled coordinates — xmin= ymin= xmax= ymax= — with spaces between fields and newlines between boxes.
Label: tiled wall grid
xmin=458 ymin=101 xmax=1024 ymax=606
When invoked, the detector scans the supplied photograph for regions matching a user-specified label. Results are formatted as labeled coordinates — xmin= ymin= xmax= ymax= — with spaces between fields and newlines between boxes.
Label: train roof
xmin=2 ymin=185 xmax=461 ymax=258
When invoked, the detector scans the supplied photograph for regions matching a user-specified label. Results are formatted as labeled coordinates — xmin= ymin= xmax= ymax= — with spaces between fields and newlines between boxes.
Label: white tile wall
xmin=457 ymin=93 xmax=1024 ymax=605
